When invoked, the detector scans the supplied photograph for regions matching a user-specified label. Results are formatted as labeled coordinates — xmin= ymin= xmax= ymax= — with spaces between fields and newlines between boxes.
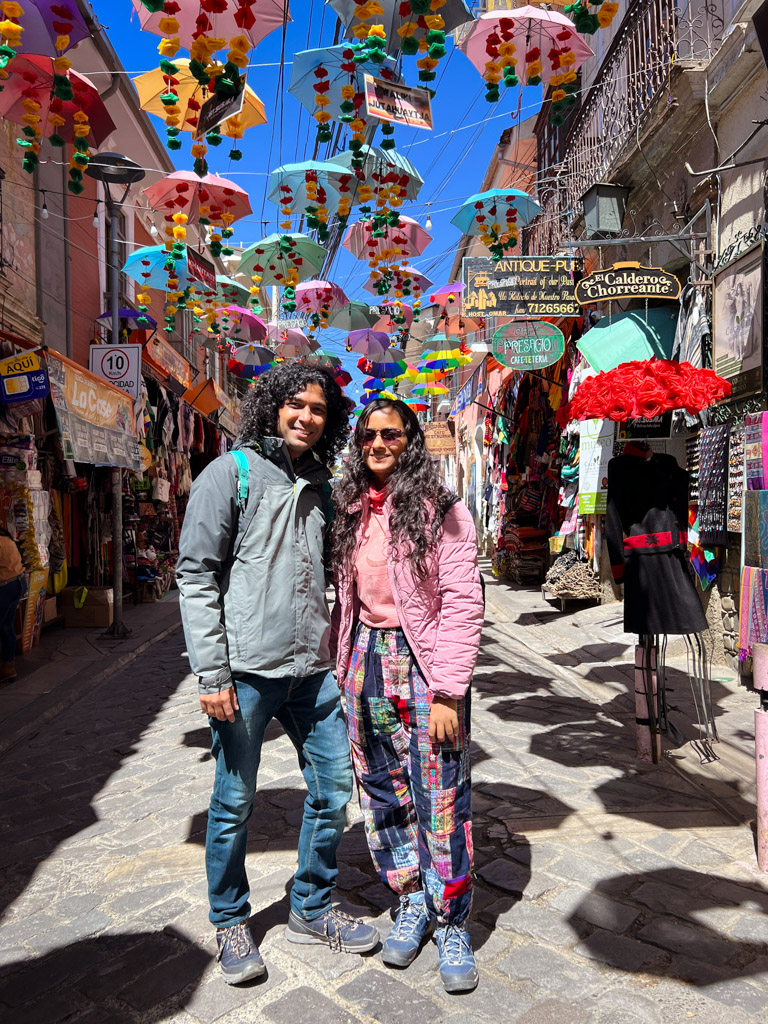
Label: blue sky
xmin=91 ymin=1 xmax=541 ymax=397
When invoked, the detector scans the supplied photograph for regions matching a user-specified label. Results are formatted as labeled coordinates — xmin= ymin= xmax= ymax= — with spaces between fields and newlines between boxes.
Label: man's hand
xmin=429 ymin=696 xmax=459 ymax=744
xmin=200 ymin=687 xmax=239 ymax=723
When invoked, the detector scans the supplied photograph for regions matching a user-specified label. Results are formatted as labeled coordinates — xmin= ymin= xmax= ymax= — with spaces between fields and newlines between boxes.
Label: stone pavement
xmin=1 ymin=569 xmax=768 ymax=1023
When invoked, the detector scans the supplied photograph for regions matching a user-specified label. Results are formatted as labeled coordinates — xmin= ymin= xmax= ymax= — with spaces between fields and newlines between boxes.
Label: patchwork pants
xmin=345 ymin=623 xmax=473 ymax=925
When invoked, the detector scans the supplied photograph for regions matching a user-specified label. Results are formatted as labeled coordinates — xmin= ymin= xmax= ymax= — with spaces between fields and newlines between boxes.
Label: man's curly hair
xmin=237 ymin=361 xmax=351 ymax=467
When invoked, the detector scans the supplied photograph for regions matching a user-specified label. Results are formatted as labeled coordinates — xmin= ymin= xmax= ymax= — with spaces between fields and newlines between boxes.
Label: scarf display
xmin=744 ymin=490 xmax=768 ymax=569
xmin=739 ymin=565 xmax=768 ymax=660
xmin=745 ymin=412 xmax=768 ymax=490
xmin=687 ymin=509 xmax=719 ymax=590
xmin=698 ymin=424 xmax=729 ymax=544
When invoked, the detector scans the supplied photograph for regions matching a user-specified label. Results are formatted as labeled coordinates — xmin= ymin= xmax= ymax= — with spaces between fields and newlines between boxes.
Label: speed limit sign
xmin=89 ymin=344 xmax=142 ymax=400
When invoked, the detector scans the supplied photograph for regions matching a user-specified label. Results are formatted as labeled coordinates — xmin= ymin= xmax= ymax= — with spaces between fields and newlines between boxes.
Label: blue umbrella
xmin=97 ymin=308 xmax=157 ymax=327
xmin=122 ymin=245 xmax=195 ymax=290
xmin=288 ymin=44 xmax=400 ymax=122
xmin=331 ymin=146 xmax=424 ymax=202
xmin=450 ymin=189 xmax=542 ymax=235
xmin=267 ymin=159 xmax=352 ymax=214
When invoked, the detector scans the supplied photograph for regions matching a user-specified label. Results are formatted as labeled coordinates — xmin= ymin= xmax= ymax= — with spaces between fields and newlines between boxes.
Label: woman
xmin=331 ymin=398 xmax=484 ymax=992
xmin=0 ymin=526 xmax=25 ymax=681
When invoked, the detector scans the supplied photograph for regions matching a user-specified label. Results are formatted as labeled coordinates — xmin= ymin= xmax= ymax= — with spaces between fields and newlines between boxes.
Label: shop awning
xmin=142 ymin=337 xmax=193 ymax=394
xmin=182 ymin=378 xmax=224 ymax=418
xmin=46 ymin=350 xmax=140 ymax=471
xmin=577 ymin=307 xmax=679 ymax=372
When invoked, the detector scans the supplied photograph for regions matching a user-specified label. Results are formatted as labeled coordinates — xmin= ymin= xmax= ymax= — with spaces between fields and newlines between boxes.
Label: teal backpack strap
xmin=230 ymin=450 xmax=249 ymax=513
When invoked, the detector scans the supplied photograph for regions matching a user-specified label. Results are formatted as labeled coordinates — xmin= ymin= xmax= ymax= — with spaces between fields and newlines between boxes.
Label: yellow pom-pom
xmin=158 ymin=37 xmax=179 ymax=57
xmin=157 ymin=16 xmax=179 ymax=35
xmin=55 ymin=34 xmax=70 ymax=53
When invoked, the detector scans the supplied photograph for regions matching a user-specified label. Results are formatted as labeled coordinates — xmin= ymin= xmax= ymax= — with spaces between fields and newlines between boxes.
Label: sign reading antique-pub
xmin=575 ymin=262 xmax=681 ymax=305
xmin=491 ymin=321 xmax=565 ymax=370
xmin=462 ymin=256 xmax=583 ymax=318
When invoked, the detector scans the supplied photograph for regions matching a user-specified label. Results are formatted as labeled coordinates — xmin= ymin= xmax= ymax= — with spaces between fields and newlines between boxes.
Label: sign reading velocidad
xmin=575 ymin=262 xmax=681 ymax=304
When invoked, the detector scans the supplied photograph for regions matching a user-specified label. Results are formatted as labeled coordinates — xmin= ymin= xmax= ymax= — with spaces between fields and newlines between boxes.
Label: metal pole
xmin=753 ymin=644 xmax=768 ymax=871
xmin=105 ymin=189 xmax=129 ymax=637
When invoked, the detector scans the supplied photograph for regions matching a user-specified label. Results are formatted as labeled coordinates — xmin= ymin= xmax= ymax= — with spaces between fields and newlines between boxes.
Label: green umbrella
xmin=238 ymin=232 xmax=327 ymax=287
xmin=329 ymin=301 xmax=379 ymax=331
xmin=331 ymin=147 xmax=424 ymax=203
xmin=215 ymin=275 xmax=251 ymax=305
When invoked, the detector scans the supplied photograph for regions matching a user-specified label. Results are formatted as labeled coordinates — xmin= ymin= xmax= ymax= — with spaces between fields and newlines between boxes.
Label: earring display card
xmin=699 ymin=424 xmax=729 ymax=544
xmin=727 ymin=423 xmax=745 ymax=533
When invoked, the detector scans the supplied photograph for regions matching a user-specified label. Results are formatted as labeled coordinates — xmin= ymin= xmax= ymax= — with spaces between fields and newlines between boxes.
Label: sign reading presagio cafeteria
xmin=492 ymin=321 xmax=565 ymax=370
xmin=462 ymin=256 xmax=583 ymax=318
xmin=575 ymin=262 xmax=681 ymax=304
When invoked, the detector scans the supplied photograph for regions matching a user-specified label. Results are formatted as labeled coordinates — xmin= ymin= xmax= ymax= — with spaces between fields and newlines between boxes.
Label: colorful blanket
xmin=745 ymin=412 xmax=768 ymax=490
xmin=739 ymin=566 xmax=768 ymax=660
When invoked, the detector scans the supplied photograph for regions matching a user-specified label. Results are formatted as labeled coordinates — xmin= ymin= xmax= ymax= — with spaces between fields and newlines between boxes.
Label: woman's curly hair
xmin=331 ymin=397 xmax=458 ymax=578
xmin=238 ymin=361 xmax=351 ymax=467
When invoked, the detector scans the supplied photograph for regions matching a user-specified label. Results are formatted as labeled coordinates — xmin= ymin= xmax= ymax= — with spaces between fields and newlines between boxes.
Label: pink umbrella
xmin=373 ymin=303 xmax=414 ymax=333
xmin=363 ymin=266 xmax=433 ymax=299
xmin=131 ymin=0 xmax=288 ymax=50
xmin=276 ymin=336 xmax=319 ymax=358
xmin=219 ymin=306 xmax=267 ymax=343
xmin=266 ymin=321 xmax=312 ymax=348
xmin=343 ymin=215 xmax=432 ymax=262
xmin=346 ymin=330 xmax=391 ymax=358
xmin=429 ymin=283 xmax=464 ymax=312
xmin=142 ymin=171 xmax=252 ymax=225
xmin=460 ymin=7 xmax=593 ymax=90
xmin=295 ymin=281 xmax=349 ymax=314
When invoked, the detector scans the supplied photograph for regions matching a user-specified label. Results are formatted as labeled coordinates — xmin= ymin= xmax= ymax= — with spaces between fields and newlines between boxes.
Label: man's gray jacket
xmin=176 ymin=436 xmax=334 ymax=693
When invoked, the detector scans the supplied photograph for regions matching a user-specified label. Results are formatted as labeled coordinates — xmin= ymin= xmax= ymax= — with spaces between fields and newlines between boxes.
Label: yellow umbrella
xmin=133 ymin=59 xmax=267 ymax=138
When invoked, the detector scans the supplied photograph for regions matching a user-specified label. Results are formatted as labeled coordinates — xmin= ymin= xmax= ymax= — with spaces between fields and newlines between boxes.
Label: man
xmin=177 ymin=363 xmax=378 ymax=985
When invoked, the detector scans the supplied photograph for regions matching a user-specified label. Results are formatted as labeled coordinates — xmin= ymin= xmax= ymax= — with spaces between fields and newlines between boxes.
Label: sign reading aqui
xmin=0 ymin=351 xmax=49 ymax=404
xmin=491 ymin=321 xmax=565 ymax=370
xmin=575 ymin=262 xmax=681 ymax=304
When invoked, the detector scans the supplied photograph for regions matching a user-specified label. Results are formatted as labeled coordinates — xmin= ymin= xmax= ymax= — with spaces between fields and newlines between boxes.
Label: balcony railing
xmin=526 ymin=0 xmax=733 ymax=254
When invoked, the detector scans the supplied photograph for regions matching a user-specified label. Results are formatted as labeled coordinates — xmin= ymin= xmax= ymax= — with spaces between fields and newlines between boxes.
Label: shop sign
xmin=47 ymin=351 xmax=140 ymax=471
xmin=145 ymin=337 xmax=193 ymax=390
xmin=364 ymin=74 xmax=433 ymax=130
xmin=423 ymin=421 xmax=455 ymax=456
xmin=578 ymin=418 xmax=615 ymax=515
xmin=213 ymin=380 xmax=241 ymax=436
xmin=617 ymin=413 xmax=672 ymax=440
xmin=712 ymin=242 xmax=764 ymax=401
xmin=195 ymin=74 xmax=246 ymax=139
xmin=575 ymin=262 xmax=681 ymax=305
xmin=0 ymin=351 xmax=49 ymax=404
xmin=89 ymin=344 xmax=142 ymax=401
xmin=21 ymin=569 xmax=48 ymax=653
xmin=187 ymin=247 xmax=217 ymax=291
xmin=462 ymin=256 xmax=583 ymax=318
xmin=491 ymin=321 xmax=565 ymax=370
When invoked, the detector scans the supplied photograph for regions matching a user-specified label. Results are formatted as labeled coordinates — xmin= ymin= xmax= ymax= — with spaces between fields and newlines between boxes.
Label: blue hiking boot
xmin=216 ymin=921 xmax=266 ymax=984
xmin=285 ymin=908 xmax=379 ymax=953
xmin=381 ymin=892 xmax=433 ymax=967
xmin=435 ymin=924 xmax=479 ymax=992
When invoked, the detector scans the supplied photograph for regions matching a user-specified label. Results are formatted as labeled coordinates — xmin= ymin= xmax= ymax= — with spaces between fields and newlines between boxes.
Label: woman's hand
xmin=429 ymin=696 xmax=459 ymax=744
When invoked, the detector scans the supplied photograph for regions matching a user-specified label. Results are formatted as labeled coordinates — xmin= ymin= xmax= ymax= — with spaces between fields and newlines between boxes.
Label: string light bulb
xmin=425 ymin=204 xmax=432 ymax=231
xmin=41 ymin=191 xmax=49 ymax=219
xmin=92 ymin=200 xmax=99 ymax=227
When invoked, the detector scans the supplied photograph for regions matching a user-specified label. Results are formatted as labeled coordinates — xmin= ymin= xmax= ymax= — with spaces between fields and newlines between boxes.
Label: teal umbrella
xmin=267 ymin=159 xmax=353 ymax=214
xmin=450 ymin=188 xmax=542 ymax=235
xmin=331 ymin=147 xmax=424 ymax=202
xmin=288 ymin=44 xmax=399 ymax=124
xmin=238 ymin=233 xmax=327 ymax=286
xmin=328 ymin=0 xmax=474 ymax=58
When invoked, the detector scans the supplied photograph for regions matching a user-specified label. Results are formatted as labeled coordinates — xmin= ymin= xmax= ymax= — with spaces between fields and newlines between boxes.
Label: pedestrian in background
xmin=177 ymin=363 xmax=378 ymax=985
xmin=0 ymin=526 xmax=25 ymax=681
xmin=330 ymin=397 xmax=484 ymax=993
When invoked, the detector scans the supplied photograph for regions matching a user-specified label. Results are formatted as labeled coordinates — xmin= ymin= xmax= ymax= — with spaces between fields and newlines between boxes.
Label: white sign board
xmin=89 ymin=344 xmax=142 ymax=401
xmin=578 ymin=418 xmax=615 ymax=515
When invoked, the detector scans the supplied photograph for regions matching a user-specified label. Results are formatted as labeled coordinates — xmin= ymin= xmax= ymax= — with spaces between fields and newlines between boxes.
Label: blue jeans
xmin=0 ymin=577 xmax=22 ymax=663
xmin=206 ymin=669 xmax=353 ymax=928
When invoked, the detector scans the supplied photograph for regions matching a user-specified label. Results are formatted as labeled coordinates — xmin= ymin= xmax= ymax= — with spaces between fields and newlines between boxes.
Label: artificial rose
xmin=632 ymin=379 xmax=666 ymax=419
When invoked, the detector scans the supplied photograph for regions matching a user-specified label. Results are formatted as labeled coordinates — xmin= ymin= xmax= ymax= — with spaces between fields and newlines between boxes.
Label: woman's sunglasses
xmin=361 ymin=428 xmax=405 ymax=446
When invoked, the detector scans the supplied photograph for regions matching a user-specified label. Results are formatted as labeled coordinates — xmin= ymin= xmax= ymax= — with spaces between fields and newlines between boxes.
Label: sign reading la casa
xmin=575 ymin=262 xmax=681 ymax=304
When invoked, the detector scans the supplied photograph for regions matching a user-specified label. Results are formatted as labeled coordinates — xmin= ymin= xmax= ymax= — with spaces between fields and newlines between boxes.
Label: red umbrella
xmin=558 ymin=359 xmax=731 ymax=426
xmin=142 ymin=171 xmax=252 ymax=226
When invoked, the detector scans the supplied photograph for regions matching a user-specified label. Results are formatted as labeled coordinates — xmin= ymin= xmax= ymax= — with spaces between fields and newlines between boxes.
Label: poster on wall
xmin=578 ymin=418 xmax=615 ymax=514
xmin=713 ymin=243 xmax=764 ymax=400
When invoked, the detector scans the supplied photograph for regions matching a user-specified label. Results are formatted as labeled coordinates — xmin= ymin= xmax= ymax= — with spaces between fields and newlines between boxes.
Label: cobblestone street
xmin=2 ymin=572 xmax=768 ymax=1024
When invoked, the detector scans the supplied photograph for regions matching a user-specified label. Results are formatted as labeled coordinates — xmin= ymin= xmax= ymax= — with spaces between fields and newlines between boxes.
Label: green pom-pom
xmin=206 ymin=129 xmax=223 ymax=146
xmin=339 ymin=99 xmax=355 ymax=113
xmin=21 ymin=153 xmax=38 ymax=174
xmin=167 ymin=138 xmax=182 ymax=150
xmin=527 ymin=75 xmax=542 ymax=86
xmin=427 ymin=43 xmax=446 ymax=60
xmin=159 ymin=59 xmax=178 ymax=75
xmin=573 ymin=9 xmax=600 ymax=32
xmin=73 ymin=137 xmax=89 ymax=152
xmin=69 ymin=167 xmax=83 ymax=182
xmin=189 ymin=60 xmax=210 ymax=85
xmin=427 ymin=30 xmax=446 ymax=45
xmin=166 ymin=126 xmax=180 ymax=137
xmin=485 ymin=84 xmax=500 ymax=102
xmin=72 ymin=151 xmax=90 ymax=167
xmin=139 ymin=0 xmax=165 ymax=12
xmin=418 ymin=70 xmax=436 ymax=82
xmin=229 ymin=147 xmax=243 ymax=161
xmin=160 ymin=91 xmax=178 ymax=106
xmin=401 ymin=36 xmax=419 ymax=56
xmin=67 ymin=179 xmax=84 ymax=194
xmin=380 ymin=139 xmax=396 ymax=151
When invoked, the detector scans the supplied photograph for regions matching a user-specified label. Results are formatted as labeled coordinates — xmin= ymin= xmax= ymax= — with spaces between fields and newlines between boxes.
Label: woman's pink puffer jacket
xmin=330 ymin=492 xmax=484 ymax=699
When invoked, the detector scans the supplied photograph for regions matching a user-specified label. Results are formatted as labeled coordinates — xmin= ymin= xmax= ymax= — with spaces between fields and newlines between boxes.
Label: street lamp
xmin=86 ymin=153 xmax=146 ymax=639
xmin=579 ymin=182 xmax=632 ymax=239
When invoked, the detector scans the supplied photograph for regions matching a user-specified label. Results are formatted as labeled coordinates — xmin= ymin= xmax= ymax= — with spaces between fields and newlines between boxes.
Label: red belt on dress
xmin=624 ymin=530 xmax=688 ymax=551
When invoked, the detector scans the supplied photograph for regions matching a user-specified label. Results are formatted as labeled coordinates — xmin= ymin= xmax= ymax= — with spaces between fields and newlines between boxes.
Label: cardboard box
xmin=43 ymin=596 xmax=58 ymax=624
xmin=60 ymin=586 xmax=114 ymax=628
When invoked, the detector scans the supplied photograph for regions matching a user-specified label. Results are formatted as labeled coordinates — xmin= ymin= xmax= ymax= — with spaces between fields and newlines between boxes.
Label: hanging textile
xmin=739 ymin=566 xmax=768 ymax=659
xmin=698 ymin=424 xmax=729 ymax=544
xmin=744 ymin=490 xmax=768 ymax=568
xmin=745 ymin=412 xmax=768 ymax=490
xmin=687 ymin=509 xmax=719 ymax=590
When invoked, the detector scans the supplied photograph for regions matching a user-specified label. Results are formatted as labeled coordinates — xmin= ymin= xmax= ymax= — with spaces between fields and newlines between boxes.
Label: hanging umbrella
xmin=362 ymin=348 xmax=409 ymax=379
xmin=266 ymin=320 xmax=311 ymax=346
xmin=276 ymin=336 xmax=319 ymax=359
xmin=227 ymin=343 xmax=276 ymax=379
xmin=346 ymin=330 xmax=391 ymax=358
xmin=372 ymin=303 xmax=414 ymax=334
xmin=403 ymin=397 xmax=429 ymax=412
xmin=0 ymin=54 xmax=116 ymax=144
xmin=327 ymin=0 xmax=474 ymax=58
xmin=328 ymin=301 xmax=379 ymax=332
xmin=142 ymin=171 xmax=252 ymax=225
xmin=459 ymin=7 xmax=593 ymax=111
xmin=97 ymin=308 xmax=157 ymax=328
xmin=238 ymin=233 xmax=327 ymax=286
xmin=421 ymin=350 xmax=472 ymax=371
xmin=4 ymin=1 xmax=90 ymax=57
xmin=429 ymin=283 xmax=464 ymax=312
xmin=412 ymin=384 xmax=450 ymax=397
xmin=218 ymin=306 xmax=267 ymax=343
xmin=343 ymin=215 xmax=432 ymax=262
xmin=122 ymin=245 xmax=195 ymax=289
xmin=215 ymin=275 xmax=252 ymax=305
xmin=405 ymin=366 xmax=447 ymax=385
xmin=267 ymin=159 xmax=354 ymax=214
xmin=296 ymin=281 xmax=349 ymax=316
xmin=131 ymin=0 xmax=288 ymax=49
xmin=363 ymin=266 xmax=433 ymax=299
xmin=288 ymin=43 xmax=400 ymax=124
xmin=305 ymin=349 xmax=342 ymax=369
xmin=362 ymin=376 xmax=396 ymax=391
xmin=331 ymin=146 xmax=424 ymax=203
xmin=450 ymin=189 xmax=541 ymax=260
xmin=559 ymin=360 xmax=731 ymax=424
xmin=133 ymin=58 xmax=267 ymax=136
xmin=361 ymin=389 xmax=398 ymax=405
xmin=335 ymin=369 xmax=353 ymax=387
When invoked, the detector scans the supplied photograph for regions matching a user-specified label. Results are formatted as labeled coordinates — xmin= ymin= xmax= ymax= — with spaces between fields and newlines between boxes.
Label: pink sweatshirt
xmin=354 ymin=494 xmax=400 ymax=628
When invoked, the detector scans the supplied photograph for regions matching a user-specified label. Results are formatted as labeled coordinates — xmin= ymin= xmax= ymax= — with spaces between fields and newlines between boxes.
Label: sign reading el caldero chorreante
xmin=575 ymin=262 xmax=681 ymax=304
